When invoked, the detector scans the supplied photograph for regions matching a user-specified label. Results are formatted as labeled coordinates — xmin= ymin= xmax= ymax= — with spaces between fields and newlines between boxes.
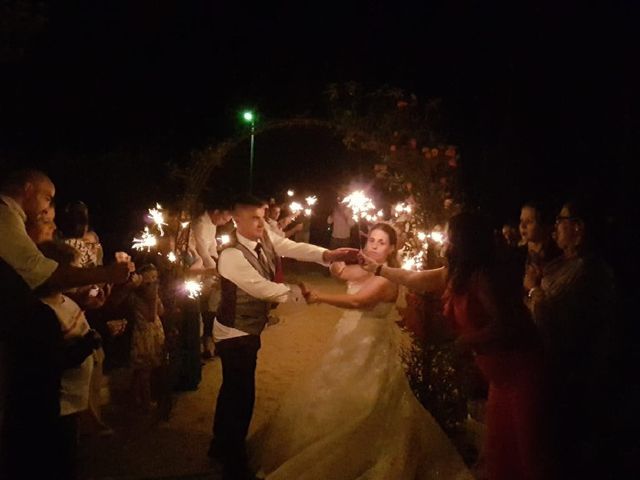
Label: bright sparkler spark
xmin=428 ymin=231 xmax=445 ymax=245
xmin=148 ymin=203 xmax=167 ymax=236
xmin=132 ymin=227 xmax=158 ymax=252
xmin=287 ymin=190 xmax=295 ymax=197
xmin=167 ymin=251 xmax=177 ymax=263
xmin=417 ymin=231 xmax=427 ymax=242
xmin=342 ymin=190 xmax=376 ymax=221
xmin=304 ymin=208 xmax=312 ymax=217
xmin=401 ymin=251 xmax=425 ymax=271
xmin=184 ymin=280 xmax=203 ymax=299
xmin=289 ymin=201 xmax=303 ymax=214
xmin=305 ymin=195 xmax=317 ymax=206
xmin=180 ymin=221 xmax=190 ymax=229
xmin=393 ymin=202 xmax=412 ymax=217
xmin=217 ymin=234 xmax=231 ymax=246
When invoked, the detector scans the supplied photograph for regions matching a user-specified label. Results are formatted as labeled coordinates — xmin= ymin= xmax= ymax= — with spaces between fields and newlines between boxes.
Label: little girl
xmin=128 ymin=264 xmax=166 ymax=411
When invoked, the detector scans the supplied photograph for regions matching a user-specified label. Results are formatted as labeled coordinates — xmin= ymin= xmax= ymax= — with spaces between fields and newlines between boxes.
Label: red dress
xmin=443 ymin=277 xmax=547 ymax=480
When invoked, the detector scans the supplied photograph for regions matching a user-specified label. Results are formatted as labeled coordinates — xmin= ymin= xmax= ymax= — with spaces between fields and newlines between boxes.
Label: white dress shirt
xmin=0 ymin=194 xmax=58 ymax=289
xmin=41 ymin=294 xmax=93 ymax=415
xmin=192 ymin=212 xmax=218 ymax=269
xmin=214 ymin=229 xmax=327 ymax=341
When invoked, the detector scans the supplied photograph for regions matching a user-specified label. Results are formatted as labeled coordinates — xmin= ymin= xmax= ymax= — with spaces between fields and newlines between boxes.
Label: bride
xmin=249 ymin=223 xmax=472 ymax=480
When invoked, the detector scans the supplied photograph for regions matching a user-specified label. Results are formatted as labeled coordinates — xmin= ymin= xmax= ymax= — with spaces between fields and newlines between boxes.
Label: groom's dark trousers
xmin=213 ymin=334 xmax=261 ymax=474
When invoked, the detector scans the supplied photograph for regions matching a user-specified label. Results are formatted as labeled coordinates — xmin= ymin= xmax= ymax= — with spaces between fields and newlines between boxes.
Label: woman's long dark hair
xmin=369 ymin=222 xmax=400 ymax=268
xmin=446 ymin=212 xmax=496 ymax=294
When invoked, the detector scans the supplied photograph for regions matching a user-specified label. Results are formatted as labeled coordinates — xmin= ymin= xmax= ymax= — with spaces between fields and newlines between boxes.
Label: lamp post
xmin=242 ymin=110 xmax=256 ymax=193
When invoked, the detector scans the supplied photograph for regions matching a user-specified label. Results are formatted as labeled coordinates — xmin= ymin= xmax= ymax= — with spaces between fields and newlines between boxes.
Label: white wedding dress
xmin=249 ymin=282 xmax=474 ymax=480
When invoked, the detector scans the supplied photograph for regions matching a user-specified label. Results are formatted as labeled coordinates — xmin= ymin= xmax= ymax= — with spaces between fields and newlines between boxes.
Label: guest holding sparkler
xmin=192 ymin=201 xmax=232 ymax=359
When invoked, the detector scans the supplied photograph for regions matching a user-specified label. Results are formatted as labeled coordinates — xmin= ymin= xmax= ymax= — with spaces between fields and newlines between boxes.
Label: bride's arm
xmin=305 ymin=277 xmax=397 ymax=310
xmin=329 ymin=261 xmax=370 ymax=282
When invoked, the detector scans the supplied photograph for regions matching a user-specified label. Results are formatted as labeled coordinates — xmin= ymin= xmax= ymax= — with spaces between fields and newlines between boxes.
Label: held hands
xmin=299 ymin=282 xmax=320 ymax=304
xmin=323 ymin=247 xmax=359 ymax=264
xmin=357 ymin=251 xmax=381 ymax=273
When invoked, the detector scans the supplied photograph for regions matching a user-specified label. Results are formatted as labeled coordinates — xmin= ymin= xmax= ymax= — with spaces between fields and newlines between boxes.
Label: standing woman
xmin=360 ymin=212 xmax=549 ymax=480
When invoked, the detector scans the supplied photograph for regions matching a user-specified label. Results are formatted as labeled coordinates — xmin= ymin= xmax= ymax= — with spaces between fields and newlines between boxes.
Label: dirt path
xmin=80 ymin=271 xmax=348 ymax=480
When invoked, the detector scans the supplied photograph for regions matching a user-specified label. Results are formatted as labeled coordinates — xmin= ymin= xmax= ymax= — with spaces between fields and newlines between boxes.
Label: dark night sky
xmin=0 ymin=1 xmax=637 ymax=253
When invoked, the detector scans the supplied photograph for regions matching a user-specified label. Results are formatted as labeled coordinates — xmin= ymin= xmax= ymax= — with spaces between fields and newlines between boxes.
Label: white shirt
xmin=192 ymin=212 xmax=218 ymax=269
xmin=41 ymin=294 xmax=93 ymax=415
xmin=0 ymin=194 xmax=58 ymax=289
xmin=213 ymin=229 xmax=327 ymax=341
xmin=265 ymin=217 xmax=285 ymax=237
xmin=328 ymin=207 xmax=355 ymax=239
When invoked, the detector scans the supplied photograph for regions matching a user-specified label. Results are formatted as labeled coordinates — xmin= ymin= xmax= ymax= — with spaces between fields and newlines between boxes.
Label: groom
xmin=209 ymin=194 xmax=357 ymax=479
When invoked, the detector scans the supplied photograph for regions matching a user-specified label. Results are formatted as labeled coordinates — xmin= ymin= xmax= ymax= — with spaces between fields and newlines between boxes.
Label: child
xmin=128 ymin=264 xmax=166 ymax=412
xmin=37 ymin=241 xmax=102 ymax=480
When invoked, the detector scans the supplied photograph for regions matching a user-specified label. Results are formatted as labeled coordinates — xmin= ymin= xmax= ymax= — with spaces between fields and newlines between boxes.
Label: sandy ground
xmin=79 ymin=268 xmax=478 ymax=479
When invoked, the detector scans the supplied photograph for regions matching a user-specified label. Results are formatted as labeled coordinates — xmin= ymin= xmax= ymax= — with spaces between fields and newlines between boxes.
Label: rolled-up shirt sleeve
xmin=267 ymin=229 xmax=328 ymax=265
xmin=218 ymin=248 xmax=295 ymax=303
xmin=0 ymin=211 xmax=58 ymax=289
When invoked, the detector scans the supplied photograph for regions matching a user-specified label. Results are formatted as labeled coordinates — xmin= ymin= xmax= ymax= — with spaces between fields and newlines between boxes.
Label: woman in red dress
xmin=360 ymin=212 xmax=550 ymax=480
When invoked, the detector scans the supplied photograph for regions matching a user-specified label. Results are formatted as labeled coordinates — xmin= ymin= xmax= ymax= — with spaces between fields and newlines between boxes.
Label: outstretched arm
xmin=302 ymin=277 xmax=397 ymax=310
xmin=358 ymin=251 xmax=447 ymax=294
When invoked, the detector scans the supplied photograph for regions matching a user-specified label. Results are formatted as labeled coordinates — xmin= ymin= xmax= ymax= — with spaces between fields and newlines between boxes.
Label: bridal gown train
xmin=250 ymin=282 xmax=474 ymax=480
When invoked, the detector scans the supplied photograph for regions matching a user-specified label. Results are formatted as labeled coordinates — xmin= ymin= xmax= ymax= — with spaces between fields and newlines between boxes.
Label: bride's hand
xmin=358 ymin=251 xmax=380 ymax=273
xmin=299 ymin=282 xmax=320 ymax=304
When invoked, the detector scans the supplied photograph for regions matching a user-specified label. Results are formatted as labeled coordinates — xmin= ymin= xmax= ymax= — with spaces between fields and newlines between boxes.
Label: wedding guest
xmin=360 ymin=212 xmax=549 ymax=480
xmin=527 ymin=199 xmax=615 ymax=479
xmin=128 ymin=264 xmax=166 ymax=412
xmin=192 ymin=202 xmax=232 ymax=359
xmin=327 ymin=199 xmax=355 ymax=249
xmin=38 ymin=241 xmax=103 ymax=480
xmin=25 ymin=205 xmax=57 ymax=243
xmin=520 ymin=200 xmax=562 ymax=300
xmin=0 ymin=169 xmax=132 ymax=477
xmin=57 ymin=200 xmax=114 ymax=434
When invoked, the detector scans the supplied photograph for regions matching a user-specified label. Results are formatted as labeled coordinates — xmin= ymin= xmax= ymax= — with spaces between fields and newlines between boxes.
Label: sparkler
xmin=401 ymin=251 xmax=425 ymax=271
xmin=428 ymin=231 xmax=445 ymax=245
xmin=132 ymin=227 xmax=158 ymax=252
xmin=304 ymin=208 xmax=312 ymax=217
xmin=180 ymin=221 xmax=190 ymax=229
xmin=217 ymin=234 xmax=231 ymax=246
xmin=393 ymin=202 xmax=412 ymax=217
xmin=305 ymin=195 xmax=317 ymax=206
xmin=289 ymin=201 xmax=303 ymax=215
xmin=148 ymin=203 xmax=167 ymax=236
xmin=287 ymin=189 xmax=295 ymax=197
xmin=184 ymin=280 xmax=203 ymax=299
xmin=167 ymin=251 xmax=177 ymax=263
xmin=342 ymin=190 xmax=377 ymax=249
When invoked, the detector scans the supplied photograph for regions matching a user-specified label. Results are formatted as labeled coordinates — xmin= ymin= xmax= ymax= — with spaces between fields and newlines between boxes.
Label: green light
xmin=243 ymin=111 xmax=254 ymax=122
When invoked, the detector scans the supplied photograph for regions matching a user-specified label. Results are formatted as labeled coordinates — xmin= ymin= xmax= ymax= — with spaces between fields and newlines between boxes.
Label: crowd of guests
xmin=0 ymin=167 xmax=624 ymax=480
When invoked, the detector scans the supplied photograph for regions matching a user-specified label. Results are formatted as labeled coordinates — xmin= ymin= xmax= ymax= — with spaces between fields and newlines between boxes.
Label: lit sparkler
xmin=305 ymin=195 xmax=317 ymax=206
xmin=289 ymin=201 xmax=303 ymax=215
xmin=342 ymin=190 xmax=376 ymax=221
xmin=180 ymin=221 xmax=190 ymax=229
xmin=148 ymin=203 xmax=167 ymax=236
xmin=393 ymin=202 xmax=412 ymax=217
xmin=401 ymin=251 xmax=425 ymax=271
xmin=428 ymin=231 xmax=445 ymax=245
xmin=287 ymin=189 xmax=295 ymax=197
xmin=304 ymin=208 xmax=312 ymax=217
xmin=132 ymin=227 xmax=158 ymax=252
xmin=217 ymin=234 xmax=231 ymax=246
xmin=184 ymin=280 xmax=203 ymax=299
xmin=167 ymin=251 xmax=177 ymax=263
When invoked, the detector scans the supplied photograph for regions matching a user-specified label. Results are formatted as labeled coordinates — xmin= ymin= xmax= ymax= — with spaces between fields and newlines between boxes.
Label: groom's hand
xmin=323 ymin=248 xmax=359 ymax=264
xmin=357 ymin=251 xmax=380 ymax=273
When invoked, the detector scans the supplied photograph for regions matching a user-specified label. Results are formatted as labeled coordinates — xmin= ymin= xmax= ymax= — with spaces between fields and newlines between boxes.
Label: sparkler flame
xmin=342 ymin=190 xmax=376 ymax=221
xmin=287 ymin=190 xmax=295 ymax=197
xmin=428 ymin=231 xmax=445 ymax=245
xmin=132 ymin=227 xmax=158 ymax=252
xmin=217 ymin=234 xmax=231 ymax=246
xmin=401 ymin=251 xmax=425 ymax=271
xmin=184 ymin=280 xmax=203 ymax=299
xmin=148 ymin=203 xmax=167 ymax=236
xmin=180 ymin=221 xmax=190 ymax=229
xmin=305 ymin=195 xmax=317 ymax=206
xmin=393 ymin=202 xmax=412 ymax=217
xmin=167 ymin=251 xmax=177 ymax=263
xmin=289 ymin=201 xmax=303 ymax=214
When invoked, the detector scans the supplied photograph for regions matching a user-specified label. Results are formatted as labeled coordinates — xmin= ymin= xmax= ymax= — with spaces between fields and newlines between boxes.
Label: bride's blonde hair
xmin=368 ymin=223 xmax=401 ymax=268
